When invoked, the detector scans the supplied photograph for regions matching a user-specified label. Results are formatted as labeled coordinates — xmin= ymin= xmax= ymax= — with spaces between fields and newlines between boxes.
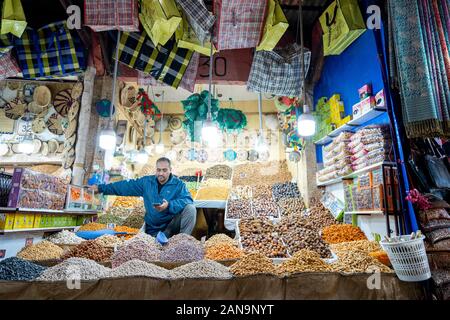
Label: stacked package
xmin=317 ymin=132 xmax=354 ymax=182
xmin=7 ymin=168 xmax=68 ymax=210
xmin=348 ymin=126 xmax=392 ymax=171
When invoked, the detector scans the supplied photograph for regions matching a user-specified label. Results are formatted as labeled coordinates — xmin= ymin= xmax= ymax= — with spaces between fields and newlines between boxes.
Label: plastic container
xmin=380 ymin=235 xmax=431 ymax=282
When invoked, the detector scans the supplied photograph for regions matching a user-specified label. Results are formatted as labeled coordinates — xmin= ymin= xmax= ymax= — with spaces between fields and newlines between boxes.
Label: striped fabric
xmin=175 ymin=0 xmax=216 ymax=44
xmin=13 ymin=21 xmax=85 ymax=79
xmin=213 ymin=0 xmax=267 ymax=50
xmin=247 ymin=44 xmax=311 ymax=96
xmin=118 ymin=32 xmax=193 ymax=89
xmin=0 ymin=46 xmax=21 ymax=80
xmin=84 ymin=0 xmax=139 ymax=32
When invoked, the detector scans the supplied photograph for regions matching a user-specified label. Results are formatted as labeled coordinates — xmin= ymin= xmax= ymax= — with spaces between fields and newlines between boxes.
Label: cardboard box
xmin=0 ymin=213 xmax=15 ymax=230
xmin=352 ymin=102 xmax=362 ymax=119
xmin=34 ymin=214 xmax=42 ymax=228
xmin=13 ymin=213 xmax=27 ymax=229
xmin=358 ymin=84 xmax=373 ymax=100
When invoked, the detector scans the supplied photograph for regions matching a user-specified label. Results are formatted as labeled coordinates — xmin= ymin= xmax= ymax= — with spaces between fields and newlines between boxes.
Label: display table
xmin=0 ymin=274 xmax=425 ymax=300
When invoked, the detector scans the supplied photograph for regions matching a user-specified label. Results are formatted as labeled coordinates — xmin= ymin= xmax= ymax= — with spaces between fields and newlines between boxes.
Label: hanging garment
xmin=84 ymin=0 xmax=139 ymax=32
xmin=13 ymin=21 xmax=86 ymax=79
xmin=0 ymin=46 xmax=21 ymax=80
xmin=247 ymin=43 xmax=311 ymax=96
xmin=213 ymin=0 xmax=267 ymax=50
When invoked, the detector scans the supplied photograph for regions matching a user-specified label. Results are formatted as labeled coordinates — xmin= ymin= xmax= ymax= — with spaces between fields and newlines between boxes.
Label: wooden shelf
xmin=0 ymin=207 xmax=98 ymax=215
xmin=344 ymin=211 xmax=384 ymax=215
xmin=0 ymin=226 xmax=77 ymax=234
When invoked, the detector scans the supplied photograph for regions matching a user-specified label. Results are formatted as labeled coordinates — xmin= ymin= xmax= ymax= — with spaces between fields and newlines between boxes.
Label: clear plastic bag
xmin=356 ymin=188 xmax=373 ymax=211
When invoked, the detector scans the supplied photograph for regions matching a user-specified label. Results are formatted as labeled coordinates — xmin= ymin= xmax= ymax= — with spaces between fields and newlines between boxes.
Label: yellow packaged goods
xmin=196 ymin=187 xmax=230 ymax=200
xmin=13 ymin=213 xmax=35 ymax=229
xmin=78 ymin=222 xmax=106 ymax=231
xmin=322 ymin=224 xmax=367 ymax=244
xmin=0 ymin=213 xmax=15 ymax=230
xmin=17 ymin=240 xmax=64 ymax=261
xmin=205 ymin=243 xmax=244 ymax=261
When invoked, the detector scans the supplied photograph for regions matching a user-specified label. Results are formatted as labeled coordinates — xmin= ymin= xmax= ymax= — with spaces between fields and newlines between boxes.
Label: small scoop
xmin=156 ymin=231 xmax=169 ymax=245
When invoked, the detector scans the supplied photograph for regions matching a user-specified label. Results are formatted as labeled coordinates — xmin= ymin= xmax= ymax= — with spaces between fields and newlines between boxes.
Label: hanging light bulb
xmin=136 ymin=149 xmax=149 ymax=164
xmin=99 ymin=128 xmax=117 ymax=150
xmin=202 ymin=117 xmax=218 ymax=143
xmin=255 ymin=134 xmax=269 ymax=153
xmin=18 ymin=137 xmax=34 ymax=154
xmin=296 ymin=2 xmax=316 ymax=138
xmin=155 ymin=143 xmax=165 ymax=154
xmin=297 ymin=105 xmax=316 ymax=137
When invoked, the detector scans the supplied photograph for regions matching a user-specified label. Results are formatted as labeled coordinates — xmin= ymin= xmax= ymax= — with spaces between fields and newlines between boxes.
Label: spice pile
xmin=112 ymin=240 xmax=160 ymax=268
xmin=114 ymin=226 xmax=139 ymax=240
xmin=46 ymin=230 xmax=85 ymax=245
xmin=205 ymin=165 xmax=232 ymax=180
xmin=196 ymin=187 xmax=230 ymax=200
xmin=205 ymin=243 xmax=244 ymax=261
xmin=230 ymin=252 xmax=276 ymax=276
xmin=0 ymin=257 xmax=47 ymax=281
xmin=106 ymin=259 xmax=169 ymax=279
xmin=160 ymin=241 xmax=204 ymax=263
xmin=277 ymin=250 xmax=332 ymax=275
xmin=97 ymin=213 xmax=125 ymax=225
xmin=171 ymin=260 xmax=233 ymax=279
xmin=62 ymin=240 xmax=112 ymax=262
xmin=37 ymin=257 xmax=111 ymax=281
xmin=322 ymin=224 xmax=367 ymax=244
xmin=17 ymin=241 xmax=64 ymax=261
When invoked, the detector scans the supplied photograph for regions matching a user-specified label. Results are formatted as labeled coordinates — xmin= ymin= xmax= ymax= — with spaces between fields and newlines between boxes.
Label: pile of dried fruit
xmin=204 ymin=234 xmax=238 ymax=249
xmin=62 ymin=240 xmax=112 ymax=262
xmin=205 ymin=243 xmax=244 ymax=261
xmin=230 ymin=252 xmax=276 ymax=276
xmin=17 ymin=241 xmax=63 ymax=261
xmin=78 ymin=222 xmax=106 ymax=231
xmin=322 ymin=224 xmax=367 ymax=244
xmin=277 ymin=250 xmax=332 ymax=275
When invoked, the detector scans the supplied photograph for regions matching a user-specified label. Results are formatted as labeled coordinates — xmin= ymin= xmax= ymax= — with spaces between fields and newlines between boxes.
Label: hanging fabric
xmin=0 ymin=46 xmax=21 ymax=80
xmin=256 ymin=0 xmax=289 ymax=51
xmin=177 ymin=14 xmax=217 ymax=56
xmin=13 ymin=21 xmax=86 ymax=79
xmin=319 ymin=0 xmax=366 ymax=56
xmin=139 ymin=0 xmax=182 ymax=46
xmin=213 ymin=0 xmax=267 ymax=50
xmin=175 ymin=0 xmax=216 ymax=45
xmin=389 ymin=0 xmax=450 ymax=138
xmin=0 ymin=0 xmax=27 ymax=37
xmin=247 ymin=43 xmax=311 ymax=96
xmin=117 ymin=32 xmax=193 ymax=89
xmin=84 ymin=0 xmax=139 ymax=32
xmin=178 ymin=52 xmax=200 ymax=93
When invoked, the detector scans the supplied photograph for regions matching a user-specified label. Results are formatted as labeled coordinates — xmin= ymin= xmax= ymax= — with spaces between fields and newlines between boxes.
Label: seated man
xmin=91 ymin=157 xmax=196 ymax=237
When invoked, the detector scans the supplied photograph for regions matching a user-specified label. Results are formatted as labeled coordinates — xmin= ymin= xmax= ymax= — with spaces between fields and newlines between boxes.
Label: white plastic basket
xmin=380 ymin=235 xmax=431 ymax=282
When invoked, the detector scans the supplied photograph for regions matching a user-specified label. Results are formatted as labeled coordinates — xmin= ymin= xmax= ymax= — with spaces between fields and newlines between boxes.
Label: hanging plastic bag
xmin=139 ymin=0 xmax=182 ymax=46
xmin=1 ymin=0 xmax=27 ymax=38
xmin=256 ymin=0 xmax=289 ymax=51
xmin=319 ymin=0 xmax=366 ymax=56
xmin=177 ymin=15 xmax=217 ymax=56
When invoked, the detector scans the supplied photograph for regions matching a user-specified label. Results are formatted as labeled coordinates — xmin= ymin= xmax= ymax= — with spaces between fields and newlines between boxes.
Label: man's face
xmin=156 ymin=161 xmax=171 ymax=184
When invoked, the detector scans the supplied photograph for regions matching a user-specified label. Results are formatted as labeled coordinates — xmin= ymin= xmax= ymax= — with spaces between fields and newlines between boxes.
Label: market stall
xmin=1 ymin=0 xmax=446 ymax=300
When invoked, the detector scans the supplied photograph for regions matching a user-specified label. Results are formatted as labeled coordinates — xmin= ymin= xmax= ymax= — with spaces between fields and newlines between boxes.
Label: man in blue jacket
xmin=91 ymin=157 xmax=196 ymax=237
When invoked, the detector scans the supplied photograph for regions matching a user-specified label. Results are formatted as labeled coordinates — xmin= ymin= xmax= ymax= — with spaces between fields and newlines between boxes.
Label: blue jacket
xmin=98 ymin=175 xmax=193 ymax=235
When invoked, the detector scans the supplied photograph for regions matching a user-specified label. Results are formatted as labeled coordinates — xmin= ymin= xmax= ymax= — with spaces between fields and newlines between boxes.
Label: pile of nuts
xmin=227 ymin=199 xmax=253 ymax=219
xmin=330 ymin=250 xmax=393 ymax=273
xmin=252 ymin=185 xmax=273 ymax=199
xmin=252 ymin=198 xmax=279 ymax=218
xmin=240 ymin=232 xmax=288 ymax=258
xmin=112 ymin=239 xmax=160 ymax=268
xmin=272 ymin=182 xmax=301 ymax=202
xmin=112 ymin=196 xmax=143 ymax=209
xmin=282 ymin=228 xmax=332 ymax=258
xmin=277 ymin=250 xmax=332 ymax=275
xmin=232 ymin=162 xmax=291 ymax=186
xmin=0 ymin=257 xmax=47 ymax=281
xmin=322 ymin=224 xmax=367 ymax=244
xmin=94 ymin=234 xmax=124 ymax=248
xmin=204 ymin=233 xmax=238 ymax=249
xmin=122 ymin=215 xmax=144 ymax=229
xmin=230 ymin=186 xmax=252 ymax=200
xmin=97 ymin=213 xmax=126 ymax=225
xmin=37 ymin=257 xmax=111 ymax=281
xmin=159 ymin=241 xmax=204 ymax=263
xmin=78 ymin=222 xmax=106 ymax=231
xmin=330 ymin=240 xmax=381 ymax=255
xmin=305 ymin=199 xmax=338 ymax=231
xmin=46 ymin=230 xmax=85 ymax=245
xmin=205 ymin=243 xmax=244 ymax=261
xmin=171 ymin=260 xmax=232 ymax=279
xmin=277 ymin=198 xmax=306 ymax=216
xmin=239 ymin=218 xmax=275 ymax=234
xmin=17 ymin=240 xmax=64 ymax=261
xmin=230 ymin=252 xmax=276 ymax=276
xmin=62 ymin=240 xmax=112 ymax=262
xmin=205 ymin=165 xmax=232 ymax=180
xmin=106 ymin=259 xmax=169 ymax=279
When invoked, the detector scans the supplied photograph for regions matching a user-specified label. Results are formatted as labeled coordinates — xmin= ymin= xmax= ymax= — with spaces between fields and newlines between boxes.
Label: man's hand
xmin=154 ymin=199 xmax=169 ymax=212
xmin=89 ymin=185 xmax=99 ymax=194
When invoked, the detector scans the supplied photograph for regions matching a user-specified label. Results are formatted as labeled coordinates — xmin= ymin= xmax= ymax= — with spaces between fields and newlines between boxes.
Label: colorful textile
xmin=213 ymin=0 xmax=267 ymax=50
xmin=0 ymin=46 xmax=21 ymax=79
xmin=175 ymin=0 xmax=215 ymax=44
xmin=84 ymin=0 xmax=139 ymax=32
xmin=247 ymin=43 xmax=311 ymax=96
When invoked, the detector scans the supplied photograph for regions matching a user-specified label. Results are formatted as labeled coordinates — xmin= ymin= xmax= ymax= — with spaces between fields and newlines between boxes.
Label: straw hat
xmin=33 ymin=86 xmax=52 ymax=108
